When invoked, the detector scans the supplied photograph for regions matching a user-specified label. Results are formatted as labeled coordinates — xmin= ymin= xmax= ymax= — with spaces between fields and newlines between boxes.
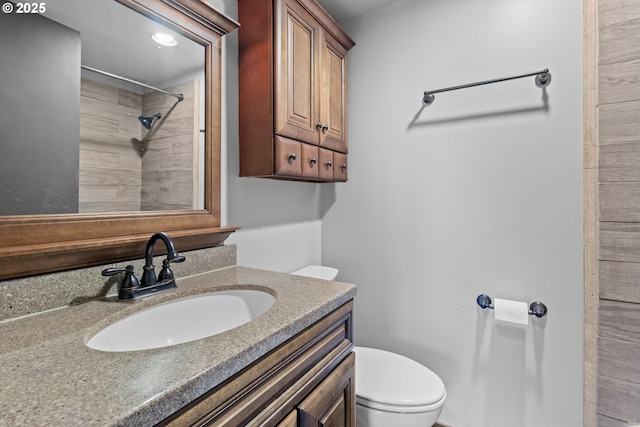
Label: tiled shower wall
xmin=79 ymin=78 xmax=143 ymax=212
xmin=140 ymin=80 xmax=199 ymax=211
xmin=78 ymin=79 xmax=199 ymax=212
xmin=595 ymin=0 xmax=640 ymax=424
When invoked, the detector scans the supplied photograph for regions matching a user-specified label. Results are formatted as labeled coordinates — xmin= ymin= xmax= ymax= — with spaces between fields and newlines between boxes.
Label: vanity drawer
xmin=274 ymin=136 xmax=301 ymax=177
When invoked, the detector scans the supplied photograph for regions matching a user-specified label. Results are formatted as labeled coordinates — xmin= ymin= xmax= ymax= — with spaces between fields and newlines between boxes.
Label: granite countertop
xmin=0 ymin=266 xmax=357 ymax=426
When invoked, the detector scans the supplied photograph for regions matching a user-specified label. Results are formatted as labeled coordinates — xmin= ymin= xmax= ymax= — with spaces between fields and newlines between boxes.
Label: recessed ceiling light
xmin=151 ymin=32 xmax=177 ymax=47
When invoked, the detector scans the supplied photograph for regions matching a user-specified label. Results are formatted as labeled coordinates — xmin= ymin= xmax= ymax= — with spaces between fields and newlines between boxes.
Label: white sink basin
xmin=87 ymin=289 xmax=275 ymax=352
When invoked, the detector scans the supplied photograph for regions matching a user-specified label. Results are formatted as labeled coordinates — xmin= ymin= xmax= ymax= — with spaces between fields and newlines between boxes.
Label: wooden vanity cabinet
xmin=159 ymin=301 xmax=355 ymax=427
xmin=238 ymin=0 xmax=354 ymax=182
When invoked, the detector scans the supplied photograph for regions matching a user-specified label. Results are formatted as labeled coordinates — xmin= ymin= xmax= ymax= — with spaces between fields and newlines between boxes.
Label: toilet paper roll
xmin=494 ymin=298 xmax=529 ymax=325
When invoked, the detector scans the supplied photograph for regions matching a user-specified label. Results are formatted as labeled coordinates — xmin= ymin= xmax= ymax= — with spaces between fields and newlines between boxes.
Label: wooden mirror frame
xmin=0 ymin=0 xmax=239 ymax=280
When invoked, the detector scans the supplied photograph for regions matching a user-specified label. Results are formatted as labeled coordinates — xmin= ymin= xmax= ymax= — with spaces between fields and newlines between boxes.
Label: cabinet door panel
xmin=277 ymin=410 xmax=298 ymax=427
xmin=298 ymin=352 xmax=355 ymax=427
xmin=319 ymin=30 xmax=348 ymax=153
xmin=276 ymin=0 xmax=319 ymax=144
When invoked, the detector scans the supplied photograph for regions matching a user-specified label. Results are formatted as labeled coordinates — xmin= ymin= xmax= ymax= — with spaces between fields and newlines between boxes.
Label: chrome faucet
xmin=102 ymin=232 xmax=186 ymax=301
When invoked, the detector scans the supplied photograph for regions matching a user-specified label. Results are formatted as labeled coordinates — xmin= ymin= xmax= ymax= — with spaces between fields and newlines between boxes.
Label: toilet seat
xmin=354 ymin=346 xmax=446 ymax=414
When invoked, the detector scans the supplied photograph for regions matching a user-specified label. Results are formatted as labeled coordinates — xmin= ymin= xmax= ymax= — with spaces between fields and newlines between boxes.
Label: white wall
xmin=213 ymin=0 xmax=583 ymax=425
xmin=210 ymin=0 xmax=324 ymax=272
xmin=321 ymin=0 xmax=584 ymax=426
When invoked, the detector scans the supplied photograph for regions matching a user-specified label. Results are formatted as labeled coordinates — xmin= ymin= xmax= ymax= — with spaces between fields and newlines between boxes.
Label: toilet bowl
xmin=290 ymin=265 xmax=447 ymax=427
xmin=354 ymin=346 xmax=446 ymax=427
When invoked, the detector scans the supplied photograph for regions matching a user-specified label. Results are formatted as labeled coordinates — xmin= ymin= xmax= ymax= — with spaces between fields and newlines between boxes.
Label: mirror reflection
xmin=0 ymin=0 xmax=206 ymax=215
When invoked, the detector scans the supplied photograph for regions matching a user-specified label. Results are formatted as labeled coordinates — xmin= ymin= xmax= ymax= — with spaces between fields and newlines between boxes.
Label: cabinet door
xmin=298 ymin=352 xmax=355 ymax=427
xmin=319 ymin=30 xmax=348 ymax=153
xmin=277 ymin=410 xmax=299 ymax=427
xmin=275 ymin=0 xmax=320 ymax=145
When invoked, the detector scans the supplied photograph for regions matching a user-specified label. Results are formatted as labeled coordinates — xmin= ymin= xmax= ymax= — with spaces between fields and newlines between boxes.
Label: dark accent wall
xmin=0 ymin=11 xmax=80 ymax=215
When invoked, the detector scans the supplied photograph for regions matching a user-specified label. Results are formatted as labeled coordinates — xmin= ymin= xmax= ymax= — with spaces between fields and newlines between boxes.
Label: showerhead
xmin=138 ymin=113 xmax=161 ymax=129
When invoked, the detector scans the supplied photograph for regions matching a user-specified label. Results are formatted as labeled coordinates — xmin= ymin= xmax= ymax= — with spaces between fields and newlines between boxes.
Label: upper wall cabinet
xmin=238 ymin=0 xmax=355 ymax=182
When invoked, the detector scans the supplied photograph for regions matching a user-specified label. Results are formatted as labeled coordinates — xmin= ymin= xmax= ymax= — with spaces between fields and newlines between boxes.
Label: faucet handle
xmin=102 ymin=265 xmax=132 ymax=277
xmin=102 ymin=265 xmax=140 ymax=289
xmin=158 ymin=259 xmax=175 ymax=282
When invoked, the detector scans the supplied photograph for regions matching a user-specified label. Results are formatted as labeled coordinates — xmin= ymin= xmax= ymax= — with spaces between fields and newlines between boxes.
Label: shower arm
xmin=81 ymin=65 xmax=184 ymax=102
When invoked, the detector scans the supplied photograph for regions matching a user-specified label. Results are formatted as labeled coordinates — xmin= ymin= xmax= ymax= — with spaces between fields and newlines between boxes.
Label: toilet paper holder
xmin=476 ymin=294 xmax=548 ymax=318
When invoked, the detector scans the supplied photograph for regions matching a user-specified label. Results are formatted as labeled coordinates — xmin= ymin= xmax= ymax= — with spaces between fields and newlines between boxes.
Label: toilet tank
xmin=291 ymin=265 xmax=339 ymax=280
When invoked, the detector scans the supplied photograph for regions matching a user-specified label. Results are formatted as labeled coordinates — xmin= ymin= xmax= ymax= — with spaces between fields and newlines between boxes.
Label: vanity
xmin=0 ymin=264 xmax=356 ymax=426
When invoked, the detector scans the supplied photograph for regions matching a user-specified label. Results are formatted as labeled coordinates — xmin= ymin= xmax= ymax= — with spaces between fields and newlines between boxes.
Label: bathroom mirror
xmin=0 ymin=0 xmax=238 ymax=280
xmin=1 ymin=0 xmax=206 ymax=215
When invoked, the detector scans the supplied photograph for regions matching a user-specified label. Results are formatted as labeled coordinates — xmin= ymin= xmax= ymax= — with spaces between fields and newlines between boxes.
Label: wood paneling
xmin=599 ymin=60 xmax=640 ymax=105
xmin=598 ymin=0 xmax=640 ymax=27
xmin=600 ymin=261 xmax=640 ymax=304
xmin=600 ymin=223 xmax=640 ymax=262
xmin=599 ymin=182 xmax=640 ymax=221
xmin=598 ymin=375 xmax=640 ymax=423
xmin=598 ymin=414 xmax=630 ymax=427
xmin=599 ymin=18 xmax=640 ymax=65
xmin=599 ymin=336 xmax=640 ymax=384
xmin=595 ymin=0 xmax=640 ymax=424
xmin=584 ymin=324 xmax=598 ymax=426
xmin=600 ymin=299 xmax=640 ymax=342
xmin=584 ymin=0 xmax=598 ymax=421
xmin=599 ymin=101 xmax=640 ymax=144
xmin=599 ymin=142 xmax=640 ymax=181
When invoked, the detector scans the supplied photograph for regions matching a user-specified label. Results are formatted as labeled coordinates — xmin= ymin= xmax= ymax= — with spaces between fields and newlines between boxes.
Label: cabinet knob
xmin=316 ymin=122 xmax=329 ymax=133
xmin=326 ymin=161 xmax=333 ymax=168
xmin=288 ymin=153 xmax=297 ymax=162
xmin=341 ymin=164 xmax=347 ymax=171
xmin=310 ymin=157 xmax=318 ymax=166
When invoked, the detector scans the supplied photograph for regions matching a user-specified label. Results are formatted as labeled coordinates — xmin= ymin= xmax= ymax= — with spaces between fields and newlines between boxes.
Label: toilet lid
xmin=354 ymin=346 xmax=445 ymax=411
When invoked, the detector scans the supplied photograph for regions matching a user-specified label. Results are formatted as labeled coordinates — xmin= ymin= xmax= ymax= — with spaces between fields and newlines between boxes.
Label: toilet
xmin=291 ymin=265 xmax=447 ymax=427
